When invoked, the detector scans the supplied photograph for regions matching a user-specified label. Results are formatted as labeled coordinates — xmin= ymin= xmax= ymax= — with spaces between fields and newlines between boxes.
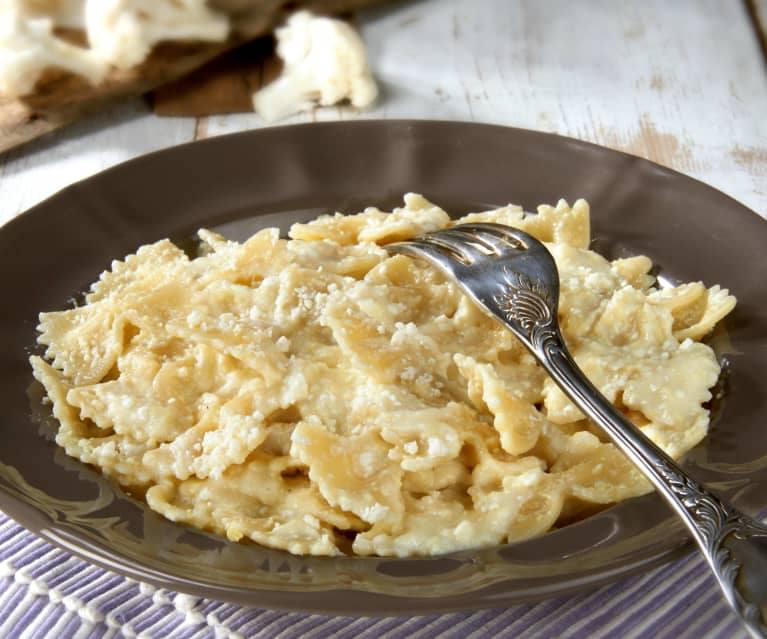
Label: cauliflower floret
xmin=0 ymin=1 xmax=105 ymax=96
xmin=17 ymin=0 xmax=83 ymax=26
xmin=0 ymin=0 xmax=229 ymax=97
xmin=253 ymin=10 xmax=378 ymax=122
xmin=84 ymin=0 xmax=229 ymax=70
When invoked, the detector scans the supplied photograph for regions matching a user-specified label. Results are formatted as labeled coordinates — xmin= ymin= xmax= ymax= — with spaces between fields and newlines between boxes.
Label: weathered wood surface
xmin=150 ymin=37 xmax=280 ymax=117
xmin=1 ymin=0 xmax=765 ymax=229
xmin=0 ymin=0 xmax=385 ymax=154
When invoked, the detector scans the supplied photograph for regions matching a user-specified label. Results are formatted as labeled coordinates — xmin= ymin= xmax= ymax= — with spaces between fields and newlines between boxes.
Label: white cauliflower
xmin=0 ymin=1 xmax=104 ymax=96
xmin=0 ymin=0 xmax=230 ymax=97
xmin=84 ymin=0 xmax=229 ymax=70
xmin=18 ymin=0 xmax=83 ymax=27
xmin=253 ymin=10 xmax=378 ymax=122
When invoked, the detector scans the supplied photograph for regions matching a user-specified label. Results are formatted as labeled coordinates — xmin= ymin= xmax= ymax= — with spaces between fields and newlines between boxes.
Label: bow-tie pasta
xmin=31 ymin=194 xmax=735 ymax=557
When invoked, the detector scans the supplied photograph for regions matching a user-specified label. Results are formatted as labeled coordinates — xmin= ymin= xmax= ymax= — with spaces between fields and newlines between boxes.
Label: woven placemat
xmin=0 ymin=512 xmax=747 ymax=639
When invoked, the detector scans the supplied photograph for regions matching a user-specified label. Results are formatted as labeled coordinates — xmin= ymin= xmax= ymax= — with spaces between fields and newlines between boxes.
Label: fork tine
xmin=458 ymin=223 xmax=530 ymax=251
xmin=418 ymin=234 xmax=474 ymax=264
xmin=386 ymin=239 xmax=466 ymax=272
xmin=431 ymin=228 xmax=501 ymax=261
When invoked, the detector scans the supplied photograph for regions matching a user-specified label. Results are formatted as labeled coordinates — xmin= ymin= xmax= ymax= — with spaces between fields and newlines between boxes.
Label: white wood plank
xmin=0 ymin=99 xmax=196 ymax=228
xmin=1 ymin=0 xmax=766 ymax=228
xmin=359 ymin=0 xmax=767 ymax=216
xmin=205 ymin=0 xmax=767 ymax=218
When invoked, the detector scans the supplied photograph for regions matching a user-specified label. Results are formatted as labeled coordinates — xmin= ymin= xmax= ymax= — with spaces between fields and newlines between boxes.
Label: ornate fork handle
xmin=501 ymin=292 xmax=767 ymax=638
xmin=390 ymin=223 xmax=767 ymax=637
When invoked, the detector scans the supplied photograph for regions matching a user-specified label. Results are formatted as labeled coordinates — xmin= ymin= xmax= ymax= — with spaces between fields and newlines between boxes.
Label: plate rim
xmin=1 ymin=119 xmax=765 ymax=615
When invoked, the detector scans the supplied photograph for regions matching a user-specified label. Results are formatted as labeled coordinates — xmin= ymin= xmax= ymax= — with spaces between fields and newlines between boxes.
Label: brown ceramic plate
xmin=1 ymin=121 xmax=766 ymax=615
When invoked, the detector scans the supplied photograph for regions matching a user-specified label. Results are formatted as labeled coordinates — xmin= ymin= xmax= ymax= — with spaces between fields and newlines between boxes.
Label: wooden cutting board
xmin=0 ymin=0 xmax=387 ymax=154
xmin=150 ymin=34 xmax=283 ymax=117
xmin=749 ymin=0 xmax=767 ymax=58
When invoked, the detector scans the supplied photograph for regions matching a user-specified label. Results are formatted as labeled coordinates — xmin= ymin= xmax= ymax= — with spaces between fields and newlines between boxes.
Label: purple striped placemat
xmin=0 ymin=511 xmax=748 ymax=639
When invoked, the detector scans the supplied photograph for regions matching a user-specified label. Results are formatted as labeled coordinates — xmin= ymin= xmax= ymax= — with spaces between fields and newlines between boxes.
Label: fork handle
xmin=536 ymin=332 xmax=767 ymax=638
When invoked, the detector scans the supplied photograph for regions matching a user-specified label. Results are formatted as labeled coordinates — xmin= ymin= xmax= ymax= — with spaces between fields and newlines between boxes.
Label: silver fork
xmin=386 ymin=223 xmax=767 ymax=638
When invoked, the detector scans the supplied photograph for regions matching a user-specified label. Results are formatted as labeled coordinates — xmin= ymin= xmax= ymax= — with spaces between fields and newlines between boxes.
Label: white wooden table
xmin=0 ymin=0 xmax=765 ymax=227
xmin=1 ymin=2 xmax=766 ymax=639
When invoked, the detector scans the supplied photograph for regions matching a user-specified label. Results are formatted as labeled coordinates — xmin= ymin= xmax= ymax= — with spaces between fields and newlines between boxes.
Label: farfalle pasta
xmin=30 ymin=194 xmax=736 ymax=557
